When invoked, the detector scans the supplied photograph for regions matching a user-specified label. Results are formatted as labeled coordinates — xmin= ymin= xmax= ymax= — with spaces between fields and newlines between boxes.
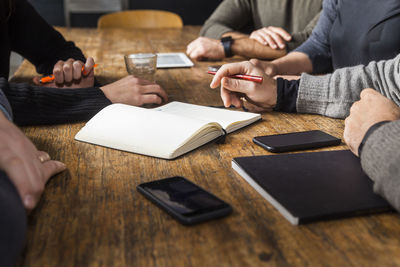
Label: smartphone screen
xmin=137 ymin=176 xmax=232 ymax=225
xmin=253 ymin=130 xmax=341 ymax=153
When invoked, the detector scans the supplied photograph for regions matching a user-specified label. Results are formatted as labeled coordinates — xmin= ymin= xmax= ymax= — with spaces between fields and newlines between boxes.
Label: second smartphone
xmin=253 ymin=130 xmax=341 ymax=153
xmin=137 ymin=176 xmax=232 ymax=225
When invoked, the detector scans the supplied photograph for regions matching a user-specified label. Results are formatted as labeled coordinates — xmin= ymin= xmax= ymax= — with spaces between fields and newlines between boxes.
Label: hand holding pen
xmin=34 ymin=57 xmax=97 ymax=88
xmin=209 ymin=61 xmax=278 ymax=112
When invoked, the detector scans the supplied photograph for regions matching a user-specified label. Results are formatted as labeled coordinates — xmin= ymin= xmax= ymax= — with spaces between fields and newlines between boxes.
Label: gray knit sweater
xmin=200 ymin=0 xmax=322 ymax=51
xmin=297 ymin=54 xmax=400 ymax=211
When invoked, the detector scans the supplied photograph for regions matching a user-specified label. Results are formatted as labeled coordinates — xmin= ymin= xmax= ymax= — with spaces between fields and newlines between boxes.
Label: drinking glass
xmin=124 ymin=53 xmax=157 ymax=82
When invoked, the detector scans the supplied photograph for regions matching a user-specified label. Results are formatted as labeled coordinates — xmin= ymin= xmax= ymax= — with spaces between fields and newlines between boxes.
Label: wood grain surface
xmin=12 ymin=26 xmax=400 ymax=267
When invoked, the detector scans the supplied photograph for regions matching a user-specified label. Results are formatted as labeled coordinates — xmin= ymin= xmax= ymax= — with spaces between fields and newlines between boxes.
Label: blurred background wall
xmin=28 ymin=0 xmax=223 ymax=27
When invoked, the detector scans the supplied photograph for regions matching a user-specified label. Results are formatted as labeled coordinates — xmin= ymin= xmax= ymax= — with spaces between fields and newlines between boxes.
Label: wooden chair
xmin=97 ymin=10 xmax=183 ymax=29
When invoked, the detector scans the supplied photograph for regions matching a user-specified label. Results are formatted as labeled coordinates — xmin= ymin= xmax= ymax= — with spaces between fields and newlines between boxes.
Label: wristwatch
xmin=221 ymin=36 xmax=234 ymax=58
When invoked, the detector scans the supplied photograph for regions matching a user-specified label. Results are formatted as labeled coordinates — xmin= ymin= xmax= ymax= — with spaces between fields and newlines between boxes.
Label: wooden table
xmin=12 ymin=26 xmax=400 ymax=267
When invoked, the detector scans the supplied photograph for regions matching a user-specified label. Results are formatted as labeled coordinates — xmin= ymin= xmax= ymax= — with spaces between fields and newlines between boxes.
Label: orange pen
xmin=40 ymin=64 xmax=98 ymax=84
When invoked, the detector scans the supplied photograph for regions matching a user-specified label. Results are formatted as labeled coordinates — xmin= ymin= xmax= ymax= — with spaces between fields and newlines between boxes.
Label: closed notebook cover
xmin=232 ymin=150 xmax=391 ymax=225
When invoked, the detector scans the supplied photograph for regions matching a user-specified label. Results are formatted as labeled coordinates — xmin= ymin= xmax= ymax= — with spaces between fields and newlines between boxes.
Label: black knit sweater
xmin=0 ymin=0 xmax=111 ymax=126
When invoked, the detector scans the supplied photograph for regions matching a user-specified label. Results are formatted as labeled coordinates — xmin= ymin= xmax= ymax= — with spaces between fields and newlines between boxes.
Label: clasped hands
xmin=186 ymin=27 xmax=291 ymax=60
xmin=344 ymin=89 xmax=400 ymax=156
xmin=34 ymin=57 xmax=168 ymax=107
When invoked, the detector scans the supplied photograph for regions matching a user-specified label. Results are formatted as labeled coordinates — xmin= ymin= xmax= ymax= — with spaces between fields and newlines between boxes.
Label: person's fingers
xmin=261 ymin=29 xmax=278 ymax=49
xmin=40 ymin=160 xmax=66 ymax=184
xmin=189 ymin=47 xmax=204 ymax=60
xmin=210 ymin=62 xmax=253 ymax=88
xmin=0 ymin=154 xmax=38 ymax=209
xmin=251 ymin=33 xmax=268 ymax=45
xmin=136 ymin=78 xmax=156 ymax=85
xmin=221 ymin=85 xmax=242 ymax=108
xmin=269 ymin=27 xmax=292 ymax=41
xmin=72 ymin=60 xmax=84 ymax=80
xmin=37 ymin=151 xmax=50 ymax=163
xmin=250 ymin=30 xmax=269 ymax=45
xmin=186 ymin=41 xmax=195 ymax=55
xmin=343 ymin=116 xmax=357 ymax=154
xmin=220 ymin=83 xmax=232 ymax=107
xmin=349 ymin=101 xmax=360 ymax=114
xmin=221 ymin=76 xmax=254 ymax=94
xmin=32 ymin=76 xmax=41 ymax=85
xmin=141 ymin=84 xmax=169 ymax=103
xmin=62 ymin=59 xmax=74 ymax=83
xmin=53 ymin=60 xmax=65 ymax=84
xmin=346 ymin=139 xmax=357 ymax=156
xmin=265 ymin=28 xmax=286 ymax=49
xmin=220 ymin=79 xmax=244 ymax=108
xmin=360 ymin=88 xmax=378 ymax=99
xmin=140 ymin=94 xmax=163 ymax=105
xmin=186 ymin=46 xmax=192 ymax=56
xmin=82 ymin=57 xmax=95 ymax=76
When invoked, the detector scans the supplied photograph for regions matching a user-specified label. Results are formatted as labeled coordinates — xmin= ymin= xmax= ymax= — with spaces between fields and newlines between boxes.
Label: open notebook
xmin=75 ymin=102 xmax=261 ymax=159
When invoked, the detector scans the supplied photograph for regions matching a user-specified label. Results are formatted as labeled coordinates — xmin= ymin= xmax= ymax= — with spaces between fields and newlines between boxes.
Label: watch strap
xmin=221 ymin=36 xmax=234 ymax=58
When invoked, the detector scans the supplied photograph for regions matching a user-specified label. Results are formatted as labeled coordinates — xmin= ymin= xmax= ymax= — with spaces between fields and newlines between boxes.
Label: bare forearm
xmin=223 ymin=32 xmax=287 ymax=60
xmin=233 ymin=38 xmax=286 ymax=60
xmin=271 ymin=52 xmax=313 ymax=75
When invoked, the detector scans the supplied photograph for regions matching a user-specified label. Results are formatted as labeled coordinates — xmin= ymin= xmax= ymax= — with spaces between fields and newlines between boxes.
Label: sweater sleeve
xmin=296 ymin=53 xmax=400 ymax=118
xmin=294 ymin=0 xmax=337 ymax=74
xmin=0 ymin=78 xmax=111 ymax=126
xmin=0 ymin=89 xmax=12 ymax=121
xmin=360 ymin=120 xmax=400 ymax=212
xmin=200 ymin=0 xmax=252 ymax=39
xmin=286 ymin=11 xmax=321 ymax=52
xmin=9 ymin=0 xmax=86 ymax=75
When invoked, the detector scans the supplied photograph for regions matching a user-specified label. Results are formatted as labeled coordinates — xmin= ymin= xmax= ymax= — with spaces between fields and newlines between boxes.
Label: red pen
xmin=40 ymin=64 xmax=98 ymax=84
xmin=207 ymin=70 xmax=263 ymax=83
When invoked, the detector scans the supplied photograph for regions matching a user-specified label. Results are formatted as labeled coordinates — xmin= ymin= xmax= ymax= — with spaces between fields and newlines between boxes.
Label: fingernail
xmin=56 ymin=161 xmax=67 ymax=169
xmin=272 ymin=45 xmax=277 ymax=48
xmin=24 ymin=195 xmax=34 ymax=208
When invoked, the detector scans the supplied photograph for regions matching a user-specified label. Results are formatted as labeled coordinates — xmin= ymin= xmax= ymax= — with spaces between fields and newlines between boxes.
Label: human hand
xmin=210 ymin=61 xmax=277 ymax=112
xmin=250 ymin=26 xmax=291 ymax=49
xmin=100 ymin=76 xmax=168 ymax=106
xmin=249 ymin=58 xmax=277 ymax=76
xmin=0 ymin=113 xmax=66 ymax=211
xmin=33 ymin=57 xmax=96 ymax=88
xmin=344 ymin=89 xmax=400 ymax=156
xmin=186 ymin=37 xmax=225 ymax=60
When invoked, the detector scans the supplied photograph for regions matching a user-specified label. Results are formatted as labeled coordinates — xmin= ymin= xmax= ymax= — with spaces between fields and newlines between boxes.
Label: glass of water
xmin=124 ymin=53 xmax=157 ymax=82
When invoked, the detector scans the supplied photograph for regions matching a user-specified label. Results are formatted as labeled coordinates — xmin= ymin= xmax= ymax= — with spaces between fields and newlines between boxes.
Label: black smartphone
xmin=137 ymin=176 xmax=232 ymax=225
xmin=253 ymin=130 xmax=341 ymax=153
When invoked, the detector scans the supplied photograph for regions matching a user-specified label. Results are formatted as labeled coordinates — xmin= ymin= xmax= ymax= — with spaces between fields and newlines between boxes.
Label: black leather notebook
xmin=232 ymin=150 xmax=392 ymax=225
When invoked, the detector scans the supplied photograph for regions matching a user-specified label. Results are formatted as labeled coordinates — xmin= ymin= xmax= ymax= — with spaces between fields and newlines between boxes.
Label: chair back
xmin=98 ymin=10 xmax=183 ymax=29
